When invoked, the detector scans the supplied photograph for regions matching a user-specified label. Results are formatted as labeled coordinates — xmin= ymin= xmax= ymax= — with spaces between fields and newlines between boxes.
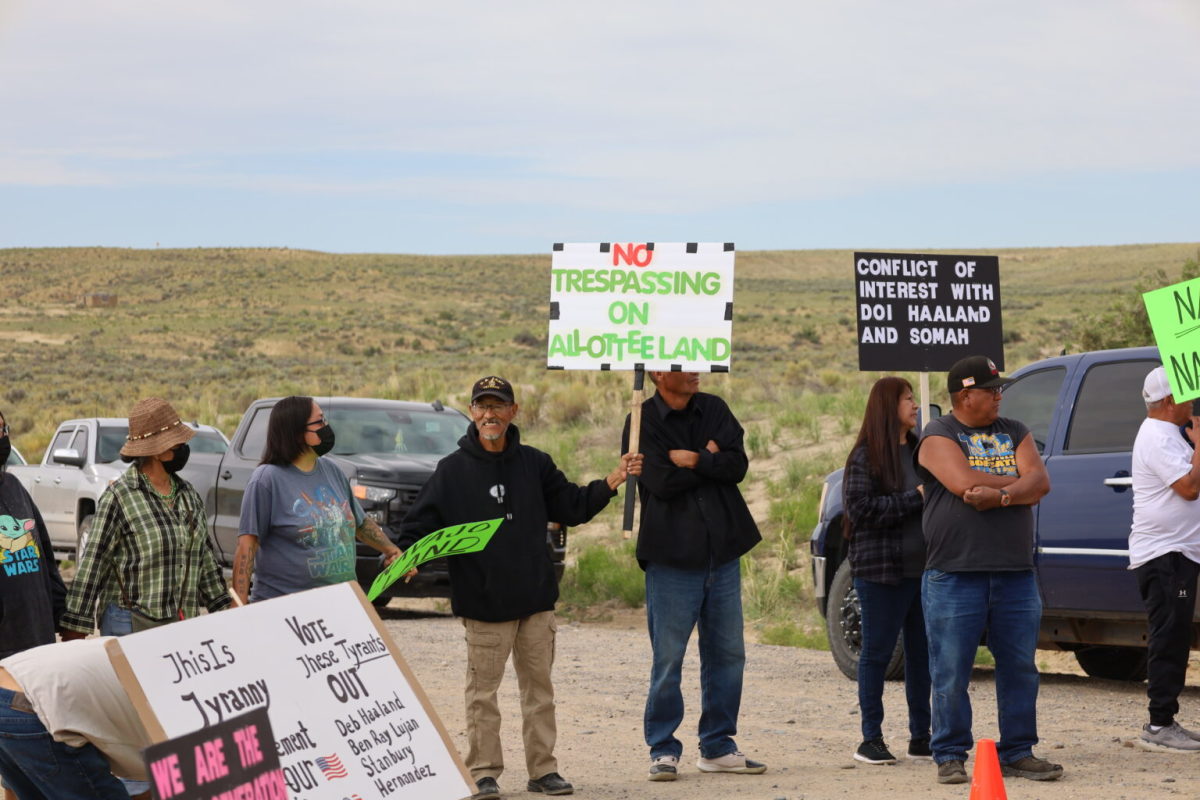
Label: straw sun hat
xmin=119 ymin=397 xmax=196 ymax=458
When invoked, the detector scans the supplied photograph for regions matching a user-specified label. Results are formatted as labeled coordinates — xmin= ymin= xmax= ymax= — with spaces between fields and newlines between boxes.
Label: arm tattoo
xmin=356 ymin=518 xmax=395 ymax=552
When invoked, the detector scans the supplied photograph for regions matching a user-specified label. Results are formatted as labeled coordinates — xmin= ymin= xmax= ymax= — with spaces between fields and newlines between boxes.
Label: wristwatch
xmin=999 ymin=489 xmax=1012 ymax=507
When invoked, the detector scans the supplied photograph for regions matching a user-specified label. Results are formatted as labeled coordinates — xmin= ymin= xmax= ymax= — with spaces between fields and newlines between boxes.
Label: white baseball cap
xmin=1142 ymin=366 xmax=1172 ymax=403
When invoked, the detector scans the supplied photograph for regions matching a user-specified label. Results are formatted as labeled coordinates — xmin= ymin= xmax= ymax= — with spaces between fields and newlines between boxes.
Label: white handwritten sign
xmin=548 ymin=241 xmax=735 ymax=371
xmin=107 ymin=583 xmax=473 ymax=800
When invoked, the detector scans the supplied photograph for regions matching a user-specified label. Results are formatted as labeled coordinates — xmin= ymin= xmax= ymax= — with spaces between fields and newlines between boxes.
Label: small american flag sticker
xmin=316 ymin=754 xmax=348 ymax=780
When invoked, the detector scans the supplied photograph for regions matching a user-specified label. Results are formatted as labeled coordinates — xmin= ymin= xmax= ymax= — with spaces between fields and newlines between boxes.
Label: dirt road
xmin=377 ymin=603 xmax=1200 ymax=800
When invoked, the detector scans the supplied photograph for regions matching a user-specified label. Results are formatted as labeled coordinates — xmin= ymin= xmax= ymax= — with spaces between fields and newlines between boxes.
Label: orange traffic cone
xmin=968 ymin=738 xmax=1007 ymax=800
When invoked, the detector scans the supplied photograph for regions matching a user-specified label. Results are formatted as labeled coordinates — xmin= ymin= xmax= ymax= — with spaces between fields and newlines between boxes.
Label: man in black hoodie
xmin=399 ymin=376 xmax=641 ymax=800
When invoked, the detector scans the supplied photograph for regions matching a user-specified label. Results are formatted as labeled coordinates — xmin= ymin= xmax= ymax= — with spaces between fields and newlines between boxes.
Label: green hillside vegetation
xmin=3 ymin=243 xmax=1196 ymax=643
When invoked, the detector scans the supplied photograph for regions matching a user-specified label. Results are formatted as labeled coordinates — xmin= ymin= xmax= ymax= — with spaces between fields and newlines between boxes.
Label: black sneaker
xmin=472 ymin=776 xmax=501 ymax=800
xmin=853 ymin=738 xmax=897 ymax=765
xmin=936 ymin=760 xmax=968 ymax=784
xmin=527 ymin=772 xmax=574 ymax=796
xmin=907 ymin=737 xmax=933 ymax=761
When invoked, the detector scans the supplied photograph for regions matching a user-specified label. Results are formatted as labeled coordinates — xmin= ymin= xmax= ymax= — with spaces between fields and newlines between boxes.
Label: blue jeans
xmin=854 ymin=577 xmax=931 ymax=742
xmin=922 ymin=569 xmax=1042 ymax=765
xmin=644 ymin=559 xmax=746 ymax=760
xmin=100 ymin=603 xmax=133 ymax=636
xmin=0 ymin=688 xmax=129 ymax=799
xmin=98 ymin=604 xmax=152 ymax=797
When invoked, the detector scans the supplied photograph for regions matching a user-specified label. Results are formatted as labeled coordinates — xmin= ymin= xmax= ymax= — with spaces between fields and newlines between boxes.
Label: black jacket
xmin=622 ymin=391 xmax=760 ymax=570
xmin=399 ymin=424 xmax=616 ymax=622
xmin=0 ymin=472 xmax=67 ymax=658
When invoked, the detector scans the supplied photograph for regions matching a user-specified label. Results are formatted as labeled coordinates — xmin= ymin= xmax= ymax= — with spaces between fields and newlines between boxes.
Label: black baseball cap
xmin=947 ymin=355 xmax=1011 ymax=394
xmin=471 ymin=376 xmax=515 ymax=404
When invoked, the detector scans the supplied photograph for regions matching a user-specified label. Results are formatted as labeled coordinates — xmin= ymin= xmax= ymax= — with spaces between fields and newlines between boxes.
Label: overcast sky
xmin=1 ymin=1 xmax=1196 ymax=254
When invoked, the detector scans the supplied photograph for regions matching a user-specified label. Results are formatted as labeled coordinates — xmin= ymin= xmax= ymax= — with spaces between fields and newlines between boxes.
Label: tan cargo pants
xmin=462 ymin=611 xmax=558 ymax=781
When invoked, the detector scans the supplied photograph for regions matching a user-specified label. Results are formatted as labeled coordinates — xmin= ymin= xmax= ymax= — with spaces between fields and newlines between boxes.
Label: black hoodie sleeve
xmin=539 ymin=452 xmax=617 ymax=526
xmin=398 ymin=470 xmax=447 ymax=550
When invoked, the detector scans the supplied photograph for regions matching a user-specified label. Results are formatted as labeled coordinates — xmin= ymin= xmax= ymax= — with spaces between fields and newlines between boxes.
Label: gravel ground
xmin=377 ymin=601 xmax=1200 ymax=800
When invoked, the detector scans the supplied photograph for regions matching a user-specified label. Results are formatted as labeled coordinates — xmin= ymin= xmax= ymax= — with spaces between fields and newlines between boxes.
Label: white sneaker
xmin=696 ymin=751 xmax=767 ymax=774
xmin=648 ymin=755 xmax=679 ymax=781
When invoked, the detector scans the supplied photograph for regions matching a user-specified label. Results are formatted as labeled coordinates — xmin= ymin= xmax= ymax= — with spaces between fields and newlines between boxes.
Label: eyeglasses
xmin=305 ymin=416 xmax=328 ymax=429
xmin=964 ymin=387 xmax=1003 ymax=397
xmin=471 ymin=402 xmax=512 ymax=414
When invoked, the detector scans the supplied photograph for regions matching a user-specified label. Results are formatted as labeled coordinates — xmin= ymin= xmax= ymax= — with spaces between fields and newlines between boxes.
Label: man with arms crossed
xmin=1129 ymin=366 xmax=1200 ymax=752
xmin=916 ymin=355 xmax=1060 ymax=784
xmin=624 ymin=371 xmax=764 ymax=782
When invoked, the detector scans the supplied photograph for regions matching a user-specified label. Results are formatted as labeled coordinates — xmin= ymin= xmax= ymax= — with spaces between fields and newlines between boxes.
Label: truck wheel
xmin=76 ymin=514 xmax=95 ymax=561
xmin=825 ymin=560 xmax=904 ymax=681
xmin=1074 ymin=646 xmax=1148 ymax=681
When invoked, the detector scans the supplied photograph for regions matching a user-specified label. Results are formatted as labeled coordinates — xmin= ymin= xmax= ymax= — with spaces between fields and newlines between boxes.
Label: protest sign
xmin=1144 ymin=277 xmax=1200 ymax=402
xmin=107 ymin=582 xmax=473 ymax=800
xmin=855 ymin=251 xmax=1004 ymax=371
xmin=144 ymin=708 xmax=286 ymax=800
xmin=367 ymin=518 xmax=502 ymax=602
xmin=548 ymin=242 xmax=735 ymax=371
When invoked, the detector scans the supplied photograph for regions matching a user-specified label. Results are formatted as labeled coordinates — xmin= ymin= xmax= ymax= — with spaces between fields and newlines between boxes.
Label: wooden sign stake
xmin=622 ymin=367 xmax=645 ymax=539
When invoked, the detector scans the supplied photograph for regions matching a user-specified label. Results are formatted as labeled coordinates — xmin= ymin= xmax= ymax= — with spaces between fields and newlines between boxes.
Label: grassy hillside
xmin=4 ymin=243 xmax=1193 ymax=450
xmin=3 ymin=243 xmax=1195 ymax=637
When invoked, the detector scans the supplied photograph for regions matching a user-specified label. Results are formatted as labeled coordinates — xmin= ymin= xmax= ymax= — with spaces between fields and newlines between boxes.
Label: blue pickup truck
xmin=810 ymin=345 xmax=1167 ymax=681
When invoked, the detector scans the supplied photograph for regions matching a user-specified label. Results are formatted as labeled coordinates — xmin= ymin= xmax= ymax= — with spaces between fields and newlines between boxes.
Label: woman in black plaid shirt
xmin=842 ymin=377 xmax=931 ymax=767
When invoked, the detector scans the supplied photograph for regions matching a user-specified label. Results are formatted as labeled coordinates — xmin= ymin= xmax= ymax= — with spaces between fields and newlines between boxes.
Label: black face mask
xmin=313 ymin=425 xmax=336 ymax=457
xmin=0 ymin=436 xmax=10 ymax=466
xmin=162 ymin=443 xmax=190 ymax=474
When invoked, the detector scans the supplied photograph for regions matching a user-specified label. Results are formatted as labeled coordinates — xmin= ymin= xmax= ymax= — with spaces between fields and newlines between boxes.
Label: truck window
xmin=239 ymin=408 xmax=271 ymax=461
xmin=189 ymin=430 xmax=228 ymax=454
xmin=47 ymin=428 xmax=74 ymax=460
xmin=325 ymin=407 xmax=463 ymax=457
xmin=1064 ymin=359 xmax=1160 ymax=453
xmin=998 ymin=367 xmax=1065 ymax=454
xmin=97 ymin=426 xmax=128 ymax=463
xmin=69 ymin=428 xmax=89 ymax=462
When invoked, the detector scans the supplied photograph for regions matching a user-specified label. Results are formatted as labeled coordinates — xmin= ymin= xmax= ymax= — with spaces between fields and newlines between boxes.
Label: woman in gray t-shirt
xmin=232 ymin=396 xmax=400 ymax=603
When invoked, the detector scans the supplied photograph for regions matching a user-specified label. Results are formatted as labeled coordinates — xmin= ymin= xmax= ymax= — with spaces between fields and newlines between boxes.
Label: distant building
xmin=78 ymin=293 xmax=118 ymax=308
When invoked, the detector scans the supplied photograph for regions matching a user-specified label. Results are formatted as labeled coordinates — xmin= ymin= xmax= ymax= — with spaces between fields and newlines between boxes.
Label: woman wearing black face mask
xmin=232 ymin=396 xmax=399 ymax=604
xmin=61 ymin=398 xmax=232 ymax=644
xmin=0 ymin=409 xmax=67 ymax=659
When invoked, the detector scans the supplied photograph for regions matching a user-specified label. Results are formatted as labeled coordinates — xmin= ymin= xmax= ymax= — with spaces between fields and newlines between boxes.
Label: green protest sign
xmin=367 ymin=518 xmax=504 ymax=602
xmin=1144 ymin=278 xmax=1200 ymax=402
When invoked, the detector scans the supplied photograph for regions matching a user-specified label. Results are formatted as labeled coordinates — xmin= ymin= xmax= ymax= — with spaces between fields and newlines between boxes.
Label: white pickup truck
xmin=9 ymin=418 xmax=228 ymax=559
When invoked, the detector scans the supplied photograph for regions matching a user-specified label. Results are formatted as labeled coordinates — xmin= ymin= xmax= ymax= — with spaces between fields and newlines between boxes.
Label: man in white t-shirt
xmin=0 ymin=638 xmax=150 ymax=799
xmin=1129 ymin=366 xmax=1200 ymax=752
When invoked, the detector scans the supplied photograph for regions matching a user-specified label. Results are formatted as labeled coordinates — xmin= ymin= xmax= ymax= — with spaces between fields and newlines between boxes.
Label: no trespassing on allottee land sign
xmin=855 ymin=251 xmax=1005 ymax=372
xmin=548 ymin=242 xmax=735 ymax=372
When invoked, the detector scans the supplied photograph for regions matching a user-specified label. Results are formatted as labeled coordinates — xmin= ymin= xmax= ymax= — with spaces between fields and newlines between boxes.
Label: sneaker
xmin=472 ymin=776 xmax=501 ymax=800
xmin=1137 ymin=722 xmax=1200 ymax=753
xmin=853 ymin=738 xmax=897 ymax=765
xmin=936 ymin=760 xmax=968 ymax=784
xmin=527 ymin=772 xmax=574 ymax=795
xmin=647 ymin=755 xmax=679 ymax=782
xmin=696 ymin=751 xmax=767 ymax=774
xmin=907 ymin=737 xmax=933 ymax=761
xmin=1000 ymin=755 xmax=1064 ymax=781
xmin=1177 ymin=722 xmax=1200 ymax=741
